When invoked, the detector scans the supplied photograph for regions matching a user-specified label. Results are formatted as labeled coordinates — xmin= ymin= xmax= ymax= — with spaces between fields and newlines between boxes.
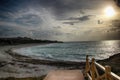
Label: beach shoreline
xmin=0 ymin=43 xmax=85 ymax=78
xmin=0 ymin=43 xmax=120 ymax=79
xmin=0 ymin=43 xmax=59 ymax=78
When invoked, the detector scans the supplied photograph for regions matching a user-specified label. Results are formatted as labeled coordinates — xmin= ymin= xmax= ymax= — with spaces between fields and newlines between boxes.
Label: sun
xmin=104 ymin=6 xmax=116 ymax=17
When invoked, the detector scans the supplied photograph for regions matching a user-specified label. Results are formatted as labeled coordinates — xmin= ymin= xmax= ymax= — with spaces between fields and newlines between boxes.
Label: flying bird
xmin=98 ymin=20 xmax=103 ymax=24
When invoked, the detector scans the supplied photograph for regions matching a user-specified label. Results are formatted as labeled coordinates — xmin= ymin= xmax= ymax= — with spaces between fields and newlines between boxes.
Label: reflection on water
xmin=95 ymin=40 xmax=120 ymax=59
xmin=13 ymin=40 xmax=120 ymax=62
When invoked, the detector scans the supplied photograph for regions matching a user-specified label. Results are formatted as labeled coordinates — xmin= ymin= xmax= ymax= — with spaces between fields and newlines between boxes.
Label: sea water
xmin=13 ymin=40 xmax=120 ymax=62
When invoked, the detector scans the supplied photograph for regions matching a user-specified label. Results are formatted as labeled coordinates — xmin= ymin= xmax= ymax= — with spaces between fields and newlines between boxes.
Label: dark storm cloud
xmin=35 ymin=0 xmax=109 ymax=12
xmin=1 ymin=0 xmax=115 ymax=19
xmin=0 ymin=0 xmax=29 ymax=13
xmin=0 ymin=0 xmax=112 ymax=22
xmin=92 ymin=19 xmax=120 ymax=40
xmin=15 ymin=14 xmax=43 ymax=26
xmin=0 ymin=0 xmax=119 ymax=41
xmin=0 ymin=12 xmax=14 ymax=22
xmin=31 ymin=0 xmax=111 ymax=19
xmin=109 ymin=19 xmax=120 ymax=32
xmin=65 ymin=15 xmax=92 ymax=21
xmin=0 ymin=25 xmax=27 ymax=37
xmin=80 ymin=10 xmax=85 ymax=14
xmin=78 ymin=15 xmax=92 ymax=21
xmin=114 ymin=0 xmax=120 ymax=7
xmin=0 ymin=0 xmax=111 ymax=18
xmin=63 ymin=21 xmax=79 ymax=25
xmin=111 ymin=19 xmax=120 ymax=28
xmin=62 ymin=15 xmax=93 ymax=25
xmin=53 ymin=26 xmax=62 ymax=29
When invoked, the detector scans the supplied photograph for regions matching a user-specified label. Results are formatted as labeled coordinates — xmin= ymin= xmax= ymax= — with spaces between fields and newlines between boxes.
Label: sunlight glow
xmin=104 ymin=6 xmax=116 ymax=17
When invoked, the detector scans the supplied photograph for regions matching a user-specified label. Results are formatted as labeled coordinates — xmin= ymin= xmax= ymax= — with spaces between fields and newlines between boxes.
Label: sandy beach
xmin=0 ymin=43 xmax=120 ymax=79
xmin=0 ymin=44 xmax=60 ymax=78
xmin=0 ymin=43 xmax=85 ymax=78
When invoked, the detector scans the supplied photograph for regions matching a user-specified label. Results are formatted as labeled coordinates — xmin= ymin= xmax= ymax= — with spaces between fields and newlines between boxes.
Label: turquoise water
xmin=13 ymin=40 xmax=120 ymax=62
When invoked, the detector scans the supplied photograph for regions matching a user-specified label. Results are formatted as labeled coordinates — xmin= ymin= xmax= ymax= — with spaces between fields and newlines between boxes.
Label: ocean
xmin=13 ymin=40 xmax=120 ymax=62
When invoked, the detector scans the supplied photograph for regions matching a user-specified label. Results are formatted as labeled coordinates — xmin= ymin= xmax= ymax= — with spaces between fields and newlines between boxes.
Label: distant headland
xmin=0 ymin=37 xmax=63 ymax=45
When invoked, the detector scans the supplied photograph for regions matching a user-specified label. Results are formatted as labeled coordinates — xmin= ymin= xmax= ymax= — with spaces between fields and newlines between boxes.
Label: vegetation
xmin=0 ymin=37 xmax=62 ymax=45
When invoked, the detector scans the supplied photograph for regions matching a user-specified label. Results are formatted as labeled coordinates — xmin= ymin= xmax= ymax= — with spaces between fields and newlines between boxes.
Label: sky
xmin=0 ymin=0 xmax=120 ymax=41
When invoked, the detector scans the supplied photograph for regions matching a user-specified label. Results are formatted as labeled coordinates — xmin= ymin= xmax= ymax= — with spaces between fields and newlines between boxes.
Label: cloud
xmin=63 ymin=21 xmax=79 ymax=25
xmin=64 ymin=15 xmax=93 ymax=21
xmin=114 ymin=0 xmax=120 ymax=7
xmin=108 ymin=19 xmax=120 ymax=32
xmin=80 ymin=10 xmax=85 ymax=14
xmin=62 ymin=15 xmax=93 ymax=25
xmin=0 ymin=5 xmax=64 ymax=39
xmin=53 ymin=26 xmax=62 ymax=29
xmin=15 ymin=14 xmax=43 ymax=26
xmin=0 ymin=25 xmax=27 ymax=37
xmin=28 ymin=29 xmax=64 ymax=40
xmin=0 ymin=0 xmax=120 ymax=41
xmin=78 ymin=15 xmax=92 ymax=21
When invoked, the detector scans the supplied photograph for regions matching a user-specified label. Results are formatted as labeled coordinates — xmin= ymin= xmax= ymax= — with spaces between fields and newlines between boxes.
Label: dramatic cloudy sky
xmin=0 ymin=0 xmax=120 ymax=41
